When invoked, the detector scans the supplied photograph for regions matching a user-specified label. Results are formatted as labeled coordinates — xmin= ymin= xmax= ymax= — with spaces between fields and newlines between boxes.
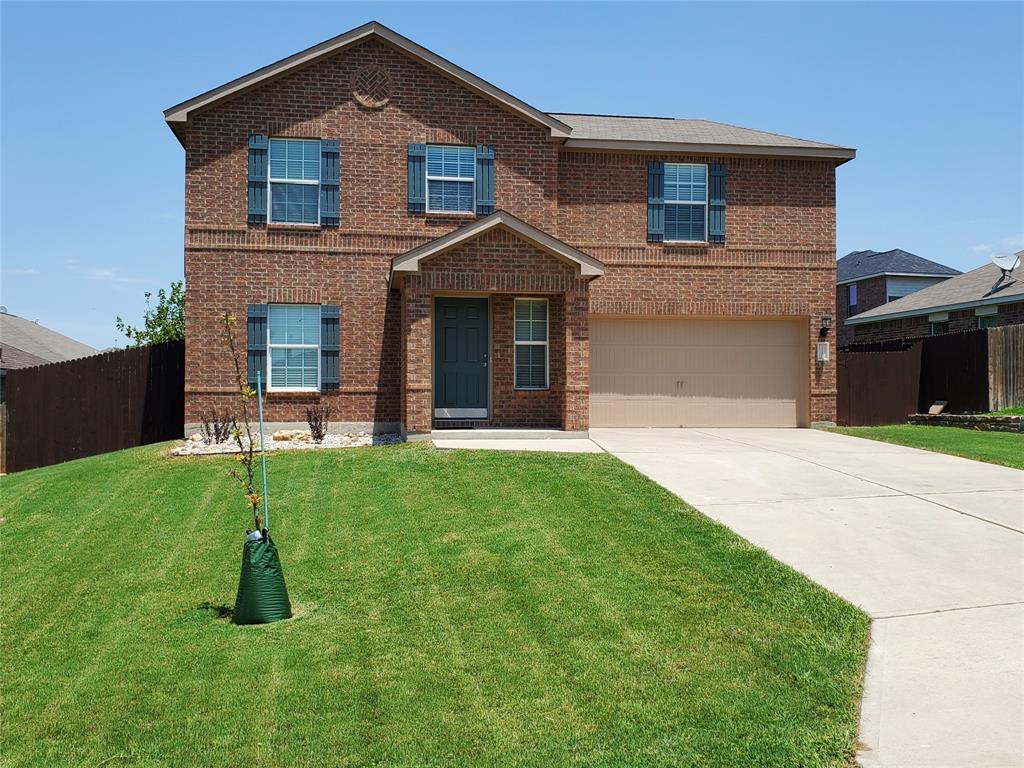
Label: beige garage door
xmin=590 ymin=317 xmax=807 ymax=427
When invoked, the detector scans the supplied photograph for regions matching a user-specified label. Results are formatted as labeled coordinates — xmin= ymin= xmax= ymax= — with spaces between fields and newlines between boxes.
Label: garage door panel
xmin=590 ymin=317 xmax=807 ymax=428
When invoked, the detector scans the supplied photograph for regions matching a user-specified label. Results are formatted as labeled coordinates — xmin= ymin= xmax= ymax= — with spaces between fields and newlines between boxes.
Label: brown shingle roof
xmin=0 ymin=312 xmax=97 ymax=369
xmin=553 ymin=114 xmax=855 ymax=161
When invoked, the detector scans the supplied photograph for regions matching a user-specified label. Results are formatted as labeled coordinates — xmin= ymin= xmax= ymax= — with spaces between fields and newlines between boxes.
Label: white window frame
xmin=663 ymin=163 xmax=708 ymax=244
xmin=266 ymin=304 xmax=320 ymax=392
xmin=977 ymin=314 xmax=999 ymax=329
xmin=425 ymin=145 xmax=476 ymax=215
xmin=513 ymin=298 xmax=549 ymax=391
xmin=268 ymin=138 xmax=320 ymax=226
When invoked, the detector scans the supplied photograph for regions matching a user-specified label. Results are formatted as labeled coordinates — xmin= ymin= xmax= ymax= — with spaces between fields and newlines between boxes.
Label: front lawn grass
xmin=987 ymin=405 xmax=1024 ymax=416
xmin=830 ymin=425 xmax=1024 ymax=469
xmin=1 ymin=443 xmax=868 ymax=767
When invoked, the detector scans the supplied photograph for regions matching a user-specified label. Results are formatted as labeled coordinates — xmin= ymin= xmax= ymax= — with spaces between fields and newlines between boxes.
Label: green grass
xmin=830 ymin=425 xmax=1024 ymax=469
xmin=986 ymin=405 xmax=1024 ymax=416
xmin=1 ymin=443 xmax=868 ymax=768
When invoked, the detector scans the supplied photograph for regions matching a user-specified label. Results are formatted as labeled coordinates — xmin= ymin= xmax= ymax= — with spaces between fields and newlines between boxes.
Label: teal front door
xmin=434 ymin=297 xmax=489 ymax=418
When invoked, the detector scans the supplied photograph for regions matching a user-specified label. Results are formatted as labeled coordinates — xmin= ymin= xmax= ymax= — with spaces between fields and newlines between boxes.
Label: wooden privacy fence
xmin=838 ymin=327 xmax=1024 ymax=426
xmin=988 ymin=324 xmax=1024 ymax=412
xmin=918 ymin=329 xmax=990 ymax=414
xmin=838 ymin=343 xmax=922 ymax=427
xmin=3 ymin=340 xmax=183 ymax=473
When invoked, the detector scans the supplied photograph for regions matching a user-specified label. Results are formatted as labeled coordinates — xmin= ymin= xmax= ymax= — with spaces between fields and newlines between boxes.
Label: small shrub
xmin=200 ymin=409 xmax=237 ymax=445
xmin=306 ymin=405 xmax=331 ymax=443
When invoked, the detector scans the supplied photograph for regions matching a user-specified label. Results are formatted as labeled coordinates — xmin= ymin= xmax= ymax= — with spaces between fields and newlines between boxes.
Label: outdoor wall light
xmin=820 ymin=314 xmax=832 ymax=337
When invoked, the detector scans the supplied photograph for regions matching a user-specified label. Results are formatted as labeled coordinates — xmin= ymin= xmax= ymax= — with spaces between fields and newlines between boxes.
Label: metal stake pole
xmin=256 ymin=369 xmax=270 ymax=532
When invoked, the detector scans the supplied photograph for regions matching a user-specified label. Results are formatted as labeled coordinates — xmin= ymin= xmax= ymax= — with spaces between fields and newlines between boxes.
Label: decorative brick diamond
xmin=351 ymin=65 xmax=391 ymax=108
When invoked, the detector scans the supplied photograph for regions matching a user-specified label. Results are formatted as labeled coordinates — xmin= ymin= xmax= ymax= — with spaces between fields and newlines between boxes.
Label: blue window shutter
xmin=709 ymin=163 xmax=726 ymax=243
xmin=246 ymin=304 xmax=268 ymax=387
xmin=320 ymin=305 xmax=340 ymax=391
xmin=408 ymin=143 xmax=426 ymax=212
xmin=475 ymin=145 xmax=494 ymax=214
xmin=320 ymin=139 xmax=340 ymax=227
xmin=247 ymin=135 xmax=268 ymax=224
xmin=647 ymin=161 xmax=664 ymax=242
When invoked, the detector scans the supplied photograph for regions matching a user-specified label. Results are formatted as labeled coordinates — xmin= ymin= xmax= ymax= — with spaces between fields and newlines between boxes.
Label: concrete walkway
xmin=590 ymin=427 xmax=1024 ymax=768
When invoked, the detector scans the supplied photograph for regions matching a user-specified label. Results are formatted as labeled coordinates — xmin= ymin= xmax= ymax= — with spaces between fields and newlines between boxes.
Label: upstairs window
xmin=848 ymin=284 xmax=858 ymax=314
xmin=664 ymin=163 xmax=707 ymax=242
xmin=514 ymin=299 xmax=549 ymax=389
xmin=269 ymin=139 xmax=320 ymax=224
xmin=268 ymin=304 xmax=320 ymax=390
xmin=426 ymin=145 xmax=475 ymax=213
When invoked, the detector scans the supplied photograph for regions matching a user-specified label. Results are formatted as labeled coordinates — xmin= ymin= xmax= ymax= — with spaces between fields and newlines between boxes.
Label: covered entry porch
xmin=390 ymin=211 xmax=603 ymax=436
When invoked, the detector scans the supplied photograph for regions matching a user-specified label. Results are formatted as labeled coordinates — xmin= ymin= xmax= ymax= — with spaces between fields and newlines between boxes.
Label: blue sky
xmin=2 ymin=1 xmax=1021 ymax=348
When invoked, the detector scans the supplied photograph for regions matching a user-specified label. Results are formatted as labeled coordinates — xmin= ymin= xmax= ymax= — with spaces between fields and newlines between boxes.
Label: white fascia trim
xmin=561 ymin=138 xmax=856 ymax=163
xmin=164 ymin=22 xmax=572 ymax=139
xmin=845 ymin=292 xmax=1024 ymax=325
xmin=836 ymin=271 xmax=959 ymax=286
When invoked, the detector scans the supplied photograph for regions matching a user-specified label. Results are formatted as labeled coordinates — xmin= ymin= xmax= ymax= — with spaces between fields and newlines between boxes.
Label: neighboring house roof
xmin=164 ymin=21 xmax=855 ymax=163
xmin=552 ymin=113 xmax=855 ymax=161
xmin=846 ymin=263 xmax=1024 ymax=325
xmin=391 ymin=210 xmax=604 ymax=281
xmin=836 ymin=249 xmax=961 ymax=285
xmin=0 ymin=345 xmax=50 ymax=371
xmin=0 ymin=311 xmax=97 ymax=370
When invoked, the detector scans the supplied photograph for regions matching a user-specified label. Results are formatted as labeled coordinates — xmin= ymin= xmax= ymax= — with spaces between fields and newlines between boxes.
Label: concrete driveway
xmin=590 ymin=427 xmax=1024 ymax=768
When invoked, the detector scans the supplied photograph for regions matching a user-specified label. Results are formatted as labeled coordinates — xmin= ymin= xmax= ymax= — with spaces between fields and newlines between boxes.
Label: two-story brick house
xmin=165 ymin=21 xmax=854 ymax=436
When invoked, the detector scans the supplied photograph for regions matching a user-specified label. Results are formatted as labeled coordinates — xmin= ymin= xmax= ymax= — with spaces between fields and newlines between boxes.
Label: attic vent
xmin=352 ymin=65 xmax=391 ymax=109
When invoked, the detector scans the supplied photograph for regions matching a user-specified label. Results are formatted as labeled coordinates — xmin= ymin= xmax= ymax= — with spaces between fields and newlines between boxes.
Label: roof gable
xmin=391 ymin=211 xmax=603 ymax=279
xmin=836 ymin=248 xmax=962 ymax=284
xmin=164 ymin=21 xmax=571 ymax=145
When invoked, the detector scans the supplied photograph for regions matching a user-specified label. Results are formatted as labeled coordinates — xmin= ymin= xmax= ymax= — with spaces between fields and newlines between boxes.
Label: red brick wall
xmin=181 ymin=37 xmax=840 ymax=428
xmin=184 ymin=248 xmax=401 ymax=425
xmin=557 ymin=151 xmax=838 ymax=424
xmin=837 ymin=276 xmax=887 ymax=346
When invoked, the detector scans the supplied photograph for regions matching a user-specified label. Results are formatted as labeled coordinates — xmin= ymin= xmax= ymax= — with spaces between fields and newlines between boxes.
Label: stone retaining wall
xmin=908 ymin=413 xmax=1024 ymax=433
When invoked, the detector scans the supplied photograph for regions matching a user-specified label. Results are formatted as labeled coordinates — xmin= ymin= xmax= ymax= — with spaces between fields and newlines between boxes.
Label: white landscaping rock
xmin=170 ymin=430 xmax=402 ymax=456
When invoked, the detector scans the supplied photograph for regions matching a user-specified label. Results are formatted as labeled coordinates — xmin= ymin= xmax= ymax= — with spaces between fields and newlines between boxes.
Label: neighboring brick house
xmin=845 ymin=261 xmax=1024 ymax=343
xmin=835 ymin=249 xmax=960 ymax=346
xmin=165 ymin=21 xmax=855 ymax=436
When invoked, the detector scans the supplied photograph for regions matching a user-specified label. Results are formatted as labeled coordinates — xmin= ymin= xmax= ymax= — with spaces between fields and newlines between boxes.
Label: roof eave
xmin=845 ymin=292 xmax=1023 ymax=325
xmin=163 ymin=21 xmax=571 ymax=146
xmin=836 ymin=271 xmax=961 ymax=286
xmin=560 ymin=138 xmax=856 ymax=163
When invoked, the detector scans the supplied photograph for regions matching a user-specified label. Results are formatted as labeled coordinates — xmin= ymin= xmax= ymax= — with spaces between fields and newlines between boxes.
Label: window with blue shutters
xmin=514 ymin=299 xmax=548 ymax=389
xmin=663 ymin=163 xmax=708 ymax=242
xmin=267 ymin=304 xmax=320 ymax=390
xmin=426 ymin=145 xmax=475 ymax=213
xmin=268 ymin=139 xmax=320 ymax=224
